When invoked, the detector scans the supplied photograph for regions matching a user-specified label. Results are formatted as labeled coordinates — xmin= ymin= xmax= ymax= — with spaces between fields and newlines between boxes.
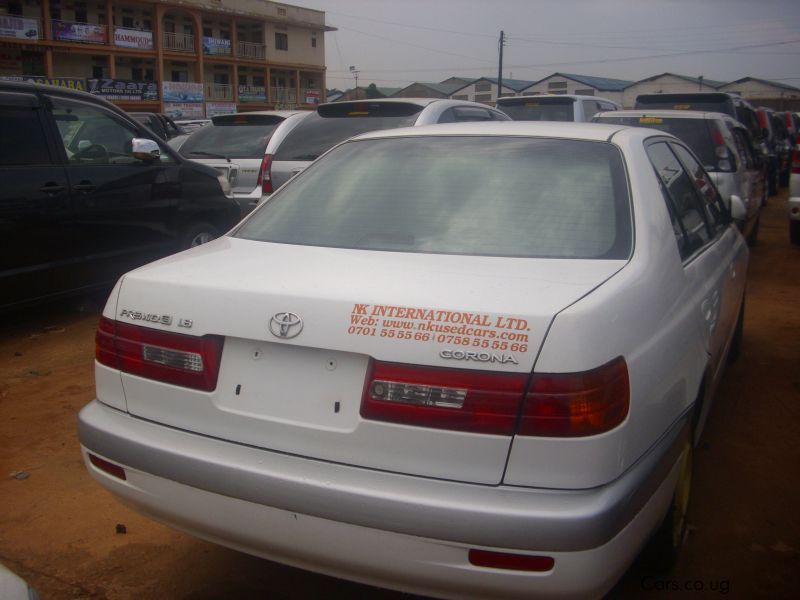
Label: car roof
xmin=497 ymin=94 xmax=616 ymax=102
xmin=320 ymin=98 xmax=440 ymax=109
xmin=349 ymin=121 xmax=633 ymax=143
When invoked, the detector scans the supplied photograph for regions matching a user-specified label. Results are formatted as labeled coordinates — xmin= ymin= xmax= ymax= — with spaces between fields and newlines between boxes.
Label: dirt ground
xmin=1 ymin=191 xmax=798 ymax=600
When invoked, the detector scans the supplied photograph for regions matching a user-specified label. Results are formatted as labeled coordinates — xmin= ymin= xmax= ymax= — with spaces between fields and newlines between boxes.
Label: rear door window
xmin=670 ymin=143 xmax=728 ymax=233
xmin=438 ymin=106 xmax=495 ymax=123
xmin=273 ymin=103 xmax=423 ymax=162
xmin=238 ymin=136 xmax=632 ymax=259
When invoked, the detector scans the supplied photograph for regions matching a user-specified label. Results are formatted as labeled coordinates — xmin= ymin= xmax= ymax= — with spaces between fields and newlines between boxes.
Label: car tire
xmin=746 ymin=215 xmax=759 ymax=247
xmin=646 ymin=428 xmax=693 ymax=571
xmin=791 ymin=221 xmax=800 ymax=246
xmin=181 ymin=222 xmax=219 ymax=249
xmin=727 ymin=295 xmax=745 ymax=365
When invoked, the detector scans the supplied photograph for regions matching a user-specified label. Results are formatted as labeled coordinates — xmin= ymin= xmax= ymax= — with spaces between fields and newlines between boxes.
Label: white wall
xmin=520 ymin=75 xmax=624 ymax=106
xmin=621 ymin=75 xmax=718 ymax=108
xmin=449 ymin=80 xmax=517 ymax=104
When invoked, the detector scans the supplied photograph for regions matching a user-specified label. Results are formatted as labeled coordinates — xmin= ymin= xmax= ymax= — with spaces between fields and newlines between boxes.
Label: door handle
xmin=72 ymin=181 xmax=96 ymax=193
xmin=40 ymin=183 xmax=65 ymax=195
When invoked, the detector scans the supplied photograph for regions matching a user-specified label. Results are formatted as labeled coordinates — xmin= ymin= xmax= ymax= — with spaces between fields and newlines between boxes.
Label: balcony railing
xmin=237 ymin=41 xmax=266 ymax=60
xmin=163 ymin=31 xmax=194 ymax=52
xmin=206 ymin=83 xmax=233 ymax=101
xmin=270 ymin=87 xmax=296 ymax=105
xmin=237 ymin=85 xmax=266 ymax=103
xmin=0 ymin=15 xmax=42 ymax=40
xmin=52 ymin=20 xmax=107 ymax=44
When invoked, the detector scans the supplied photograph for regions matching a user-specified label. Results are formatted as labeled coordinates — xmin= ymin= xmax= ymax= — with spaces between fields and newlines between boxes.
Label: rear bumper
xmin=78 ymin=400 xmax=687 ymax=597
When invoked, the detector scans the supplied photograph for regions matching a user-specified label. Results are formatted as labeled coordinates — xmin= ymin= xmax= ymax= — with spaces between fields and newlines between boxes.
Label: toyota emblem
xmin=269 ymin=312 xmax=303 ymax=339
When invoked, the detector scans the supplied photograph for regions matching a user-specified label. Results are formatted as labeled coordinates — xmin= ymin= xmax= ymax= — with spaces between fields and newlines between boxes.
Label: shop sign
xmin=162 ymin=81 xmax=204 ymax=103
xmin=164 ymin=102 xmax=205 ymax=120
xmin=206 ymin=102 xmax=236 ymax=117
xmin=305 ymin=89 xmax=321 ymax=104
xmin=202 ymin=37 xmax=232 ymax=55
xmin=237 ymin=85 xmax=266 ymax=103
xmin=88 ymin=79 xmax=158 ymax=101
xmin=114 ymin=27 xmax=153 ymax=50
xmin=52 ymin=21 xmax=106 ymax=44
xmin=0 ymin=75 xmax=87 ymax=91
xmin=0 ymin=15 xmax=39 ymax=40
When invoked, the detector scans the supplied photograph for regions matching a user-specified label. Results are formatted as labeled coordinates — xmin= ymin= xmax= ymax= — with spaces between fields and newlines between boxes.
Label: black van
xmin=0 ymin=81 xmax=242 ymax=312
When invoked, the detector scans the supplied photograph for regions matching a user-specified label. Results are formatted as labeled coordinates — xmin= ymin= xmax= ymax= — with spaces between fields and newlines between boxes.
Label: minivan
xmin=0 ymin=80 xmax=241 ymax=311
xmin=495 ymin=94 xmax=621 ymax=121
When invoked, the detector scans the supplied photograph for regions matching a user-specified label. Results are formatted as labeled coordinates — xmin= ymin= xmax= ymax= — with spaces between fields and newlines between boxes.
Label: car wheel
xmin=746 ymin=215 xmax=759 ymax=247
xmin=647 ymin=429 xmax=693 ymax=571
xmin=727 ymin=295 xmax=745 ymax=365
xmin=181 ymin=222 xmax=219 ymax=249
xmin=791 ymin=221 xmax=800 ymax=246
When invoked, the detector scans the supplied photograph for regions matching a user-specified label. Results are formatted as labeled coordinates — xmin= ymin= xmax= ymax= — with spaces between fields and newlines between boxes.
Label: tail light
xmin=757 ymin=110 xmax=768 ymax=130
xmin=517 ymin=357 xmax=629 ymax=437
xmin=96 ymin=317 xmax=223 ymax=392
xmin=792 ymin=134 xmax=800 ymax=175
xmin=469 ymin=549 xmax=554 ymax=572
xmin=257 ymin=153 xmax=273 ymax=194
xmin=360 ymin=357 xmax=630 ymax=437
xmin=361 ymin=360 xmax=528 ymax=435
xmin=709 ymin=122 xmax=733 ymax=172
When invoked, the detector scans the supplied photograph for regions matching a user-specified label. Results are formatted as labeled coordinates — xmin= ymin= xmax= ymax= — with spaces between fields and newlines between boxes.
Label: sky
xmin=292 ymin=0 xmax=800 ymax=91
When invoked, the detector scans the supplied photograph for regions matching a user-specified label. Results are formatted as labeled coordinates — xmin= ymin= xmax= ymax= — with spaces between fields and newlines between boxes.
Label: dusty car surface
xmin=79 ymin=121 xmax=747 ymax=599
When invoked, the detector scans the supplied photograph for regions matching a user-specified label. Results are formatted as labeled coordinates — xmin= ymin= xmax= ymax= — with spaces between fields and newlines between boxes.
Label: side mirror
xmin=132 ymin=138 xmax=160 ymax=162
xmin=729 ymin=194 xmax=747 ymax=223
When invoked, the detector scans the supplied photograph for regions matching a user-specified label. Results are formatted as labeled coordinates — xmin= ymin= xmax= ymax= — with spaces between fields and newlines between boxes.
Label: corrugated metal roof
xmin=629 ymin=72 xmax=726 ymax=89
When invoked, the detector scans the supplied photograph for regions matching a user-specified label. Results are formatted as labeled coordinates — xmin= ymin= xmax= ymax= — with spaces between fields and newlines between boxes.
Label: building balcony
xmin=202 ymin=36 xmax=232 ymax=56
xmin=52 ymin=20 xmax=107 ymax=44
xmin=163 ymin=31 xmax=194 ymax=53
xmin=206 ymin=83 xmax=233 ymax=101
xmin=237 ymin=41 xmax=266 ymax=60
xmin=237 ymin=85 xmax=266 ymax=103
xmin=0 ymin=14 xmax=42 ymax=40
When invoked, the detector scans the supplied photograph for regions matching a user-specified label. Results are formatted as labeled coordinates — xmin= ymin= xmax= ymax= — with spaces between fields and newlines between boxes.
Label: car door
xmin=45 ymin=93 xmax=182 ymax=289
xmin=731 ymin=127 xmax=765 ymax=216
xmin=0 ymin=89 xmax=73 ymax=309
xmin=645 ymin=141 xmax=743 ymax=385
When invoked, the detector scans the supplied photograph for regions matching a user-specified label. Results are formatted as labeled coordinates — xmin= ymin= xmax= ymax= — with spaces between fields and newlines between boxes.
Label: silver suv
xmin=264 ymin=98 xmax=510 ymax=192
xmin=593 ymin=109 xmax=764 ymax=245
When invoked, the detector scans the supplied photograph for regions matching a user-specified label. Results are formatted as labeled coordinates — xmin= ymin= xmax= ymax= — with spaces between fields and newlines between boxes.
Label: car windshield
xmin=597 ymin=116 xmax=720 ymax=171
xmin=180 ymin=114 xmax=282 ymax=158
xmin=237 ymin=136 xmax=632 ymax=259
xmin=273 ymin=103 xmax=423 ymax=161
xmin=497 ymin=98 xmax=575 ymax=121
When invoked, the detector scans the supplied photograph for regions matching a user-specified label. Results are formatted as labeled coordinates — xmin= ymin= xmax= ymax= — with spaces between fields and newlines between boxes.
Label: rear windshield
xmin=237 ymin=136 xmax=632 ymax=259
xmin=180 ymin=114 xmax=282 ymax=159
xmin=634 ymin=94 xmax=734 ymax=117
xmin=496 ymin=97 xmax=575 ymax=121
xmin=596 ymin=115 xmax=720 ymax=171
xmin=273 ymin=103 xmax=423 ymax=161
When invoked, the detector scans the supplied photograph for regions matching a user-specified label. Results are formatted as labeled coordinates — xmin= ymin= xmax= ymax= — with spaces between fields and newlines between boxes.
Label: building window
xmin=311 ymin=33 xmax=317 ymax=48
xmin=92 ymin=65 xmax=104 ymax=78
xmin=548 ymin=81 xmax=568 ymax=90
xmin=75 ymin=4 xmax=87 ymax=23
xmin=575 ymin=88 xmax=595 ymax=96
xmin=145 ymin=68 xmax=154 ymax=80
xmin=277 ymin=7 xmax=287 ymax=16
xmin=7 ymin=2 xmax=23 ymax=16
xmin=171 ymin=70 xmax=188 ymax=82
xmin=275 ymin=32 xmax=288 ymax=51
xmin=474 ymin=93 xmax=492 ymax=102
xmin=132 ymin=67 xmax=142 ymax=80
xmin=122 ymin=16 xmax=134 ymax=28
xmin=475 ymin=83 xmax=491 ymax=92
xmin=203 ymin=27 xmax=212 ymax=37
xmin=253 ymin=76 xmax=264 ymax=87
xmin=142 ymin=19 xmax=152 ymax=30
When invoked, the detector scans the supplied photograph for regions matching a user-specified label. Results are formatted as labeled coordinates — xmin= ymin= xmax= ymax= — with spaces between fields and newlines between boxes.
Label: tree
xmin=365 ymin=83 xmax=381 ymax=99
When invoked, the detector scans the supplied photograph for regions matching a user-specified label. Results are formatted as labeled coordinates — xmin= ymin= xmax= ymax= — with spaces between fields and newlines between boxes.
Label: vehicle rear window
xmin=496 ymin=97 xmax=575 ymax=121
xmin=273 ymin=103 xmax=423 ymax=161
xmin=237 ymin=136 xmax=632 ymax=259
xmin=634 ymin=94 xmax=733 ymax=117
xmin=596 ymin=116 xmax=720 ymax=171
xmin=180 ymin=114 xmax=282 ymax=159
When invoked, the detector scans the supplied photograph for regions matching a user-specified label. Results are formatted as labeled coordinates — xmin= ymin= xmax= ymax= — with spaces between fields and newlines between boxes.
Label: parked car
xmin=178 ymin=111 xmax=309 ymax=214
xmin=770 ymin=110 xmax=793 ymax=187
xmin=0 ymin=80 xmax=241 ymax=312
xmin=755 ymin=107 xmax=785 ymax=196
xmin=175 ymin=118 xmax=212 ymax=133
xmin=496 ymin=94 xmax=621 ymax=121
xmin=79 ymin=121 xmax=748 ymax=599
xmin=593 ymin=109 xmax=764 ymax=244
xmin=129 ymin=112 xmax=185 ymax=141
xmin=265 ymin=99 xmax=510 ymax=192
xmin=789 ymin=134 xmax=800 ymax=245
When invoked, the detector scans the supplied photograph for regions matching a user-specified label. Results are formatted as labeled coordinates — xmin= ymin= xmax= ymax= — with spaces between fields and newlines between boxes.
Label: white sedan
xmin=79 ymin=122 xmax=747 ymax=599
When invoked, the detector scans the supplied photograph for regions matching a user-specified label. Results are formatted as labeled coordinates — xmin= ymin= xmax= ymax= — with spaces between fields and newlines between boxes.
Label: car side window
xmin=646 ymin=142 xmax=712 ymax=259
xmin=582 ymin=100 xmax=600 ymax=119
xmin=670 ymin=143 xmax=728 ymax=233
xmin=731 ymin=129 xmax=755 ymax=170
xmin=0 ymin=102 xmax=52 ymax=166
xmin=598 ymin=102 xmax=617 ymax=112
xmin=49 ymin=96 xmax=173 ymax=165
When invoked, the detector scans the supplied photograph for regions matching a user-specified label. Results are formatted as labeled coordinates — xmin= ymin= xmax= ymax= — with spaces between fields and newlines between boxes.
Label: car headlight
xmin=217 ymin=174 xmax=233 ymax=199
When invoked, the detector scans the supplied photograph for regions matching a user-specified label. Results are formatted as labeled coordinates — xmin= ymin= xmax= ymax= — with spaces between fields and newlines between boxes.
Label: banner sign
xmin=164 ymin=102 xmax=205 ymax=120
xmin=0 ymin=15 xmax=39 ymax=40
xmin=305 ymin=89 xmax=321 ymax=104
xmin=0 ymin=75 xmax=87 ymax=91
xmin=52 ymin=21 xmax=106 ymax=44
xmin=162 ymin=81 xmax=203 ymax=103
xmin=237 ymin=85 xmax=266 ymax=103
xmin=202 ymin=37 xmax=232 ymax=55
xmin=88 ymin=79 xmax=158 ymax=101
xmin=206 ymin=102 xmax=236 ymax=117
xmin=114 ymin=27 xmax=153 ymax=49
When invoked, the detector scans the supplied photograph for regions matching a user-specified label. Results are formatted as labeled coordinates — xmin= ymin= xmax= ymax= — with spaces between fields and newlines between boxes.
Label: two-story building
xmin=0 ymin=0 xmax=333 ymax=117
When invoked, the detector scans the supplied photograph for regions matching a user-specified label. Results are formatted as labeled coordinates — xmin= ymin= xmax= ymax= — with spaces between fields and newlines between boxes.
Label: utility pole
xmin=497 ymin=30 xmax=505 ymax=101
xmin=349 ymin=65 xmax=360 ymax=97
